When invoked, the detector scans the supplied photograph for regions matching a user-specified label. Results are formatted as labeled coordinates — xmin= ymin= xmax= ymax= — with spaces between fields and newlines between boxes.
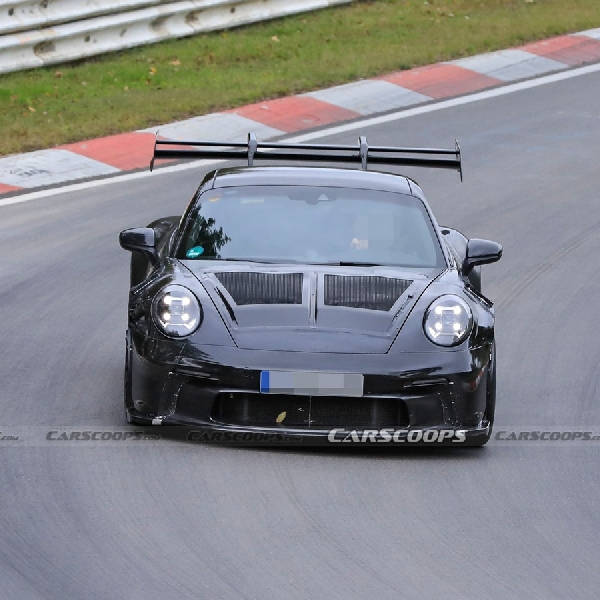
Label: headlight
xmin=152 ymin=284 xmax=202 ymax=338
xmin=424 ymin=295 xmax=472 ymax=346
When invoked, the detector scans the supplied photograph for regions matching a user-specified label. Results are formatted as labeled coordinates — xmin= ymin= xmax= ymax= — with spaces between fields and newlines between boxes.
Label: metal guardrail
xmin=0 ymin=0 xmax=351 ymax=74
xmin=0 ymin=0 xmax=165 ymax=35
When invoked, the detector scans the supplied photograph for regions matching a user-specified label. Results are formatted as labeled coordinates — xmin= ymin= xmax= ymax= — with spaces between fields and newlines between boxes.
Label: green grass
xmin=1 ymin=0 xmax=599 ymax=157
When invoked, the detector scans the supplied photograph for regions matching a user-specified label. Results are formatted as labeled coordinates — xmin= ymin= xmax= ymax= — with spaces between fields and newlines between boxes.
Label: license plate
xmin=260 ymin=370 xmax=364 ymax=397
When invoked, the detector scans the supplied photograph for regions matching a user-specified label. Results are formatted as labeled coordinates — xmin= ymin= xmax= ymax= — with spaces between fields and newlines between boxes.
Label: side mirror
xmin=119 ymin=228 xmax=158 ymax=265
xmin=463 ymin=238 xmax=502 ymax=275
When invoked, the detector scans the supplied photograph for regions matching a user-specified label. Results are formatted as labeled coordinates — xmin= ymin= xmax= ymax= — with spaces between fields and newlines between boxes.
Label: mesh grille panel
xmin=213 ymin=393 xmax=309 ymax=426
xmin=211 ymin=393 xmax=408 ymax=428
xmin=215 ymin=272 xmax=303 ymax=305
xmin=324 ymin=275 xmax=412 ymax=311
xmin=309 ymin=397 xmax=404 ymax=427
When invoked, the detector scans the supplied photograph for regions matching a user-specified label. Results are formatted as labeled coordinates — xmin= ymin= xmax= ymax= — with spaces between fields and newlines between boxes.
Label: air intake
xmin=215 ymin=272 xmax=303 ymax=305
xmin=324 ymin=275 xmax=412 ymax=311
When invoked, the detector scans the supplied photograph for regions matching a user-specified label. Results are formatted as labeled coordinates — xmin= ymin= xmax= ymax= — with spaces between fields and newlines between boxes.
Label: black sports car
xmin=120 ymin=135 xmax=502 ymax=445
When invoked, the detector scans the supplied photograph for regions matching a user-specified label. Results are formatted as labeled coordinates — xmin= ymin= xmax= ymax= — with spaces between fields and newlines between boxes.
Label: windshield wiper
xmin=213 ymin=257 xmax=303 ymax=264
xmin=317 ymin=261 xmax=387 ymax=267
xmin=202 ymin=258 xmax=396 ymax=267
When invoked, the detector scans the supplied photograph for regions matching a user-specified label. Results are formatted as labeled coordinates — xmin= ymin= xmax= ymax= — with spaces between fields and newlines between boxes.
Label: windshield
xmin=177 ymin=185 xmax=446 ymax=268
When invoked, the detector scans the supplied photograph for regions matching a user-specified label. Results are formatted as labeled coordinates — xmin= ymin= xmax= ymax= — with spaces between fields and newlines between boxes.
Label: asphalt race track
xmin=1 ymin=70 xmax=600 ymax=599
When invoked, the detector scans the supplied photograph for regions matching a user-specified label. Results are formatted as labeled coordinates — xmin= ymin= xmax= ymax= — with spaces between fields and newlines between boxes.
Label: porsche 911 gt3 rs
xmin=119 ymin=135 xmax=502 ymax=446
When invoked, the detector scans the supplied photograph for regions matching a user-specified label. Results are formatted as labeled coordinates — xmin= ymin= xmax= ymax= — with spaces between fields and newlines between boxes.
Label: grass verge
xmin=1 ymin=0 xmax=599 ymax=157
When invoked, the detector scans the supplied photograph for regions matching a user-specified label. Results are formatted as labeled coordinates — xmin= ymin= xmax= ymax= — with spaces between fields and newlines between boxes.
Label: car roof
xmin=208 ymin=166 xmax=423 ymax=198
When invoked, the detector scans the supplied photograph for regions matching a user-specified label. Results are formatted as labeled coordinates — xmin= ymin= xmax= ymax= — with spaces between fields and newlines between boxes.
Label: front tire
xmin=123 ymin=330 xmax=142 ymax=425
xmin=467 ymin=343 xmax=496 ymax=447
xmin=484 ymin=342 xmax=496 ymax=429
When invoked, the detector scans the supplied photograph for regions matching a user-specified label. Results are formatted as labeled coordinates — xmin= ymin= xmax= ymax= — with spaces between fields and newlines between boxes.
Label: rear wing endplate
xmin=150 ymin=132 xmax=463 ymax=180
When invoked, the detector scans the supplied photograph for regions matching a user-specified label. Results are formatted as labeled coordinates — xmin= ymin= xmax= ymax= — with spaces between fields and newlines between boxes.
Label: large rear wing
xmin=150 ymin=132 xmax=462 ymax=180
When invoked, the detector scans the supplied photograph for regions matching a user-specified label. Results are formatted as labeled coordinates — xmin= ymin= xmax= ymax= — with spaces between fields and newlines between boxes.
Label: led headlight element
xmin=152 ymin=285 xmax=201 ymax=337
xmin=424 ymin=295 xmax=472 ymax=346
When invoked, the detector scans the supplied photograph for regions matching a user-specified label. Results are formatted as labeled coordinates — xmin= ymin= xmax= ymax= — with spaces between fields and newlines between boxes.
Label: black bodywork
xmin=120 ymin=137 xmax=502 ymax=446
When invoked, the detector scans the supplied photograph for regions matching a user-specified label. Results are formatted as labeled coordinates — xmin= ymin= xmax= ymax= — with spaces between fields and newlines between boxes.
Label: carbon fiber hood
xmin=184 ymin=263 xmax=436 ymax=353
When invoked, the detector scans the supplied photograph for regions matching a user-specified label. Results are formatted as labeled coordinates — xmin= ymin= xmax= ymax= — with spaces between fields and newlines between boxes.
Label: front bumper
xmin=126 ymin=336 xmax=493 ymax=444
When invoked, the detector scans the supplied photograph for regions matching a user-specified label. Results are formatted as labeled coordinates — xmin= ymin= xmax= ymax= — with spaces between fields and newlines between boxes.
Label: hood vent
xmin=324 ymin=275 xmax=412 ymax=311
xmin=215 ymin=272 xmax=303 ymax=305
